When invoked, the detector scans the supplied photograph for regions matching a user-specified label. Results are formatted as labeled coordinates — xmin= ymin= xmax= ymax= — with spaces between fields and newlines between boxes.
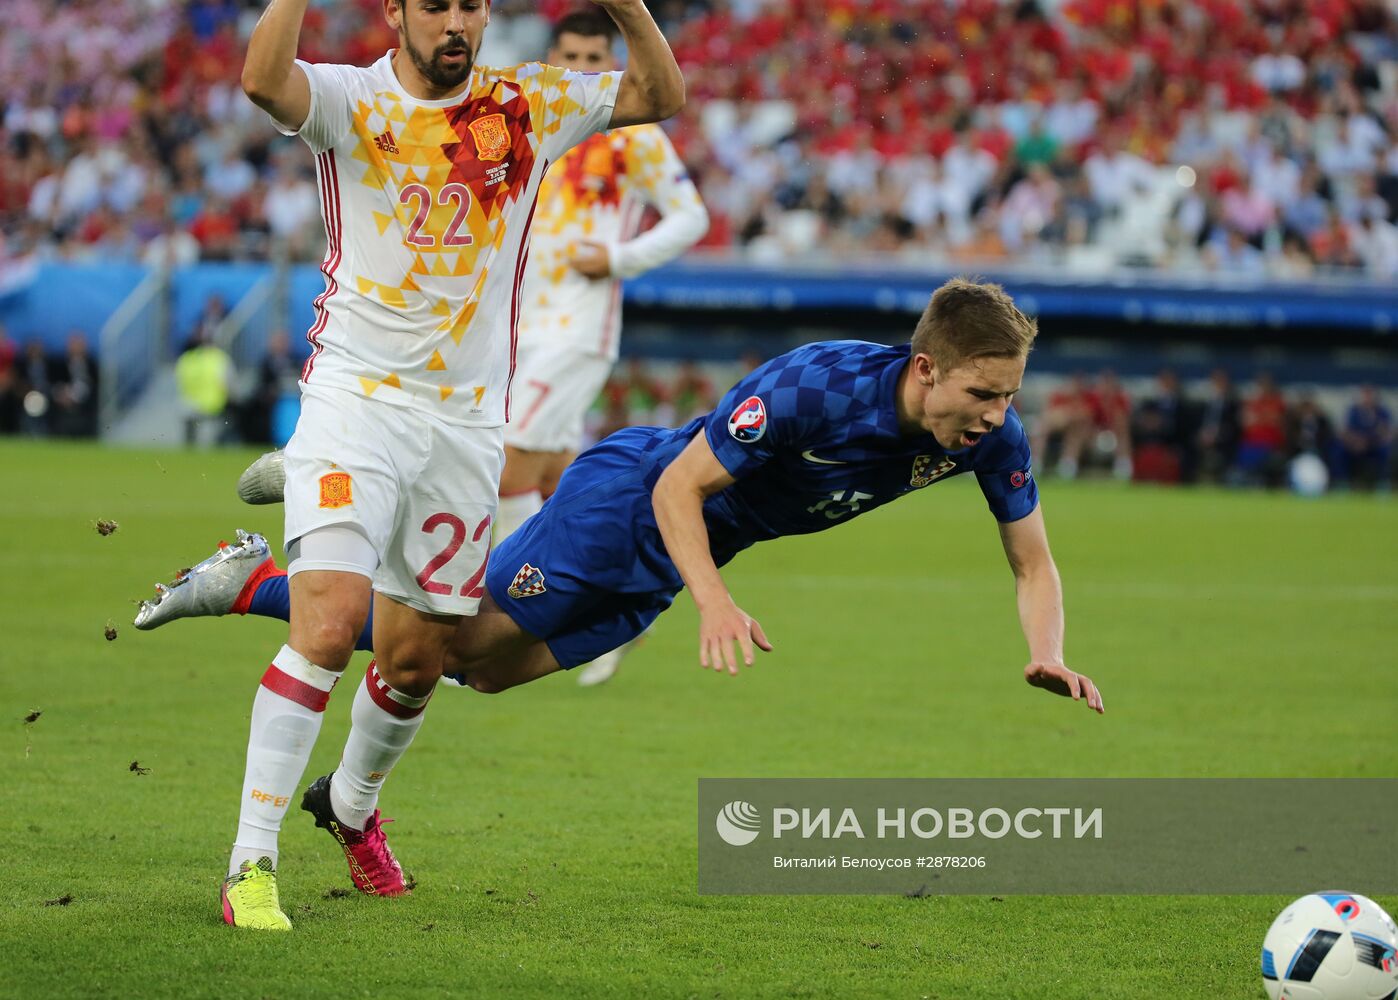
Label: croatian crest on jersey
xmin=507 ymin=563 xmax=547 ymax=599
xmin=728 ymin=396 xmax=768 ymax=443
xmin=318 ymin=472 xmax=353 ymax=509
xmin=910 ymin=455 xmax=956 ymax=488
xmin=468 ymin=113 xmax=511 ymax=162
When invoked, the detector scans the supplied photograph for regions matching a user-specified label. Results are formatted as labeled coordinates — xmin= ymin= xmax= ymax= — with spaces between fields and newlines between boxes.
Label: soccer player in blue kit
xmin=137 ymin=277 xmax=1103 ymax=714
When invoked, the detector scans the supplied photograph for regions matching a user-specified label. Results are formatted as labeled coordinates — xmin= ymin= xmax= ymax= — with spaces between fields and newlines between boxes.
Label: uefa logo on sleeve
xmin=728 ymin=396 xmax=767 ymax=443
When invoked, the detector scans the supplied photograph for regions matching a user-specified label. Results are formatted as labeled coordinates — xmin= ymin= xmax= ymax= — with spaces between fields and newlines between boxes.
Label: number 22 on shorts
xmin=416 ymin=512 xmax=491 ymax=598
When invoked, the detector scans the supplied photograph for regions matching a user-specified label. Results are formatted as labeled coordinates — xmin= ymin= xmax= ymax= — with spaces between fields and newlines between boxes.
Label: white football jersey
xmin=518 ymin=122 xmax=707 ymax=362
xmin=275 ymin=54 xmax=621 ymax=425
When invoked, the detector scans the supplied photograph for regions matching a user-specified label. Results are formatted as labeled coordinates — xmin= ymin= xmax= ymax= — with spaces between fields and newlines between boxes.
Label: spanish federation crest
xmin=507 ymin=563 xmax=546 ymax=599
xmin=318 ymin=471 xmax=353 ymax=509
xmin=468 ymin=113 xmax=511 ymax=162
xmin=910 ymin=455 xmax=956 ymax=488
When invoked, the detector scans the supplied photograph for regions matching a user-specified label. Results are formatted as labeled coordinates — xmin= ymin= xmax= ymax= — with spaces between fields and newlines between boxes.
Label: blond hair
xmin=911 ymin=278 xmax=1037 ymax=373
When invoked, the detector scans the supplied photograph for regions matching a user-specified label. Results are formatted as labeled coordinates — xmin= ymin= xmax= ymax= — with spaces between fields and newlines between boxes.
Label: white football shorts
xmin=283 ymin=384 xmax=505 ymax=616
xmin=504 ymin=348 xmax=613 ymax=454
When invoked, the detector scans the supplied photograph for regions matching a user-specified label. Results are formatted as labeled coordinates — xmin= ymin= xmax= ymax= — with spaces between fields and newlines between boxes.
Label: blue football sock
xmin=247 ymin=574 xmax=375 ymax=652
xmin=247 ymin=573 xmax=289 ymax=621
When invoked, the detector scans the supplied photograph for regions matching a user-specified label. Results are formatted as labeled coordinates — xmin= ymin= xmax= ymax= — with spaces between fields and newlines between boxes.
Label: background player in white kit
xmin=221 ymin=0 xmax=684 ymax=930
xmin=497 ymin=12 xmax=707 ymax=533
xmin=498 ymin=10 xmax=708 ymax=684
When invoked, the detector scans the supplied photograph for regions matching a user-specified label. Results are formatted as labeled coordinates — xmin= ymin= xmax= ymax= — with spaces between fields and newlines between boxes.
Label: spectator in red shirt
xmin=0 ymin=323 xmax=16 ymax=378
xmin=1031 ymin=373 xmax=1093 ymax=480
xmin=1236 ymin=373 xmax=1290 ymax=485
xmin=0 ymin=323 xmax=19 ymax=434
xmin=1085 ymin=369 xmax=1134 ymax=479
xmin=188 ymin=195 xmax=239 ymax=261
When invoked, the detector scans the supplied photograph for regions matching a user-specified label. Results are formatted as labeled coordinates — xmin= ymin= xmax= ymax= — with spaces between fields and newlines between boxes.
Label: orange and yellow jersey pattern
xmin=274 ymin=54 xmax=621 ymax=425
xmin=519 ymin=122 xmax=707 ymax=362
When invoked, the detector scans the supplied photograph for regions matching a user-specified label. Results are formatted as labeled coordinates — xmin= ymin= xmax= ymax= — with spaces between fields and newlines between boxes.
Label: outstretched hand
xmin=1025 ymin=663 xmax=1104 ymax=714
xmin=698 ymin=599 xmax=773 ymax=675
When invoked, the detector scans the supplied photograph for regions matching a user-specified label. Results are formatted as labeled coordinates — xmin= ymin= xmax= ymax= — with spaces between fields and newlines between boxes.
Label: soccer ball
xmin=1262 ymin=893 xmax=1398 ymax=999
xmin=1288 ymin=454 xmax=1330 ymax=497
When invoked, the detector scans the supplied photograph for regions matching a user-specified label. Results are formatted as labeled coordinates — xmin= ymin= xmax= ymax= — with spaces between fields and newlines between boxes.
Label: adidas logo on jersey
xmin=373 ymin=129 xmax=400 ymax=156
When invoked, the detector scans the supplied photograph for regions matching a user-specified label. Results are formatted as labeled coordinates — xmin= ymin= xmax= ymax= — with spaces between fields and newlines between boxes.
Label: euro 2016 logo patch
xmin=507 ymin=563 xmax=546 ymax=599
xmin=318 ymin=472 xmax=353 ymax=509
xmin=910 ymin=455 xmax=956 ymax=488
xmin=728 ymin=396 xmax=767 ymax=443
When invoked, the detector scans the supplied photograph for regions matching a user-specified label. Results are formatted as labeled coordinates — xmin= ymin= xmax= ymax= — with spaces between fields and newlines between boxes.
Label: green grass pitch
xmin=2 ymin=439 xmax=1394 ymax=999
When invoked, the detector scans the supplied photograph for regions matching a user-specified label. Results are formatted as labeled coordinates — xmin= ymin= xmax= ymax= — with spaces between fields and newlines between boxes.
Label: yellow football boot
xmin=221 ymin=858 xmax=292 ymax=931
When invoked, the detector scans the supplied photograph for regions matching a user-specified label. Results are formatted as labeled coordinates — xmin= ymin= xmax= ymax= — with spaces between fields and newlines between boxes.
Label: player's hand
xmin=1024 ymin=662 xmax=1104 ymax=714
xmin=569 ymin=240 xmax=613 ymax=279
xmin=698 ymin=599 xmax=773 ymax=676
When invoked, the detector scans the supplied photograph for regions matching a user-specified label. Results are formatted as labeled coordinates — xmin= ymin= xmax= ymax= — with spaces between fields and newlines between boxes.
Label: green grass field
xmin=2 ymin=439 xmax=1394 ymax=999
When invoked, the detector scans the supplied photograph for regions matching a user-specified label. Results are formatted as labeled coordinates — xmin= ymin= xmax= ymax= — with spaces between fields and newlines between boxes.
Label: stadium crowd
xmin=1 ymin=0 xmax=1397 ymax=277
xmin=667 ymin=0 xmax=1398 ymax=276
xmin=0 ymin=0 xmax=1392 ymax=489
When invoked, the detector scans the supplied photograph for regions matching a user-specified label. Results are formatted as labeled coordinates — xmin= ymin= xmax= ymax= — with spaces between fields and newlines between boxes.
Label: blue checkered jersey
xmin=633 ymin=340 xmax=1038 ymax=568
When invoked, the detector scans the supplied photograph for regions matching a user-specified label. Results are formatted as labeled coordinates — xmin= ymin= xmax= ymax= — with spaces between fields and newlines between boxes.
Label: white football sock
xmin=495 ymin=489 xmax=542 ymax=542
xmin=329 ymin=661 xmax=431 ymax=831
xmin=229 ymin=645 xmax=340 ymax=876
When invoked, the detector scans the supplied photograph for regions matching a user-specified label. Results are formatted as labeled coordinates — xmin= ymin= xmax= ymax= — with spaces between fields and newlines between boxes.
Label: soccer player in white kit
xmin=228 ymin=12 xmax=705 ymax=684
xmin=498 ymin=10 xmax=708 ymax=685
xmin=496 ymin=11 xmax=708 ymax=540
xmin=223 ymin=0 xmax=684 ymax=930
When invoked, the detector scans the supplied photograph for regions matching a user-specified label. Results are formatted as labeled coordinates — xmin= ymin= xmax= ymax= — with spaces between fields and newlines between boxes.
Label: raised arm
xmin=610 ymin=130 xmax=708 ymax=277
xmin=592 ymin=0 xmax=685 ymax=128
xmin=241 ymin=0 xmax=313 ymax=130
xmin=652 ymin=432 xmax=772 ymax=674
xmin=997 ymin=505 xmax=1104 ymax=713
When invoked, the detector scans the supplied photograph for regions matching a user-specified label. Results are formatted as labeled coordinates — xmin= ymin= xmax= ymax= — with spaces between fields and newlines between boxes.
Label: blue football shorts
xmin=484 ymin=428 xmax=685 ymax=669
